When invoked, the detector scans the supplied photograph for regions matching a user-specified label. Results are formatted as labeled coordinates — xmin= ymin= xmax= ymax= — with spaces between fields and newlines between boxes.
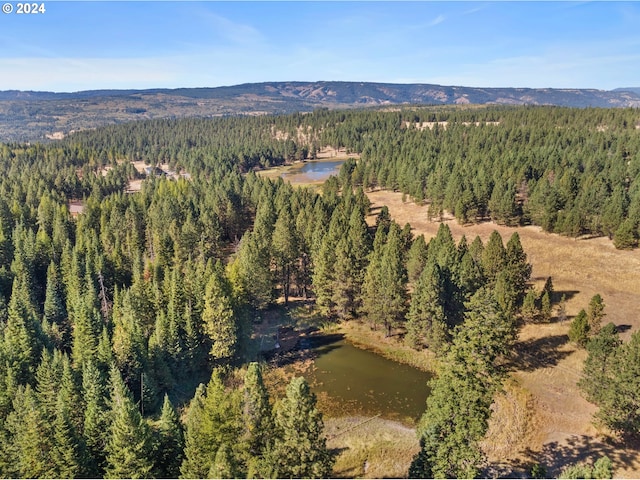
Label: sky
xmin=0 ymin=1 xmax=639 ymax=92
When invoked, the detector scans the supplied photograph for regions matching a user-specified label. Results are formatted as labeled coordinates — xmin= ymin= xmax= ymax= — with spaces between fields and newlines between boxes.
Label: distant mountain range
xmin=2 ymin=81 xmax=639 ymax=142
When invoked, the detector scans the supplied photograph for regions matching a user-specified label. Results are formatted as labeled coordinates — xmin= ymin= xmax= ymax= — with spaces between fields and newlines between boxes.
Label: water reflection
xmin=281 ymin=160 xmax=345 ymax=182
xmin=305 ymin=336 xmax=431 ymax=422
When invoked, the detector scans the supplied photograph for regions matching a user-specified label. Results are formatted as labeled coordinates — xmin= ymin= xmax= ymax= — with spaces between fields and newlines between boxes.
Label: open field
xmin=366 ymin=189 xmax=640 ymax=477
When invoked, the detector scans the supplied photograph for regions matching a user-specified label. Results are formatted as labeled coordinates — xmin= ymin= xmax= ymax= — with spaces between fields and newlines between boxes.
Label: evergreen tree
xmin=591 ymin=330 xmax=640 ymax=434
xmin=559 ymin=456 xmax=613 ymax=479
xmin=71 ymin=291 xmax=102 ymax=369
xmin=50 ymin=392 xmax=85 ymax=478
xmin=268 ymin=377 xmax=334 ymax=478
xmin=493 ymin=269 xmax=519 ymax=317
xmin=540 ymin=290 xmax=552 ymax=323
xmin=242 ymin=362 xmax=273 ymax=460
xmin=180 ymin=371 xmax=243 ymax=478
xmin=111 ymin=289 xmax=147 ymax=394
xmin=568 ymin=309 xmax=590 ymax=347
xmin=410 ymin=369 xmax=488 ymax=479
xmin=4 ymin=277 xmax=42 ymax=384
xmin=272 ymin=204 xmax=299 ymax=305
xmin=430 ymin=223 xmax=456 ymax=271
xmin=234 ymin=231 xmax=272 ymax=310
xmin=521 ymin=288 xmax=540 ymax=323
xmin=377 ymin=224 xmax=408 ymax=336
xmin=587 ymin=294 xmax=606 ymax=336
xmin=405 ymin=261 xmax=448 ymax=352
xmin=411 ymin=289 xmax=515 ymax=478
xmin=82 ymin=361 xmax=110 ymax=477
xmin=202 ymin=263 xmax=237 ymax=362
xmin=613 ymin=218 xmax=638 ymax=249
xmin=43 ymin=261 xmax=69 ymax=349
xmin=180 ymin=385 xmax=208 ymax=479
xmin=406 ymin=234 xmax=429 ymax=285
xmin=155 ymin=394 xmax=184 ymax=479
xmin=104 ymin=367 xmax=154 ymax=479
xmin=481 ymin=231 xmax=507 ymax=284
xmin=35 ymin=349 xmax=64 ymax=425
xmin=578 ymin=323 xmax=621 ymax=406
xmin=504 ymin=232 xmax=532 ymax=306
xmin=557 ymin=294 xmax=568 ymax=323
xmin=208 ymin=443 xmax=235 ymax=479
xmin=456 ymin=250 xmax=484 ymax=298
xmin=312 ymin=205 xmax=346 ymax=317
xmin=4 ymin=385 xmax=54 ymax=478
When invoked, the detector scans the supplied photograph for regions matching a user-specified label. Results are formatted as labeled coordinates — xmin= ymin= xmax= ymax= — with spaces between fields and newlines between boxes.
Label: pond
xmin=280 ymin=160 xmax=345 ymax=183
xmin=303 ymin=336 xmax=432 ymax=423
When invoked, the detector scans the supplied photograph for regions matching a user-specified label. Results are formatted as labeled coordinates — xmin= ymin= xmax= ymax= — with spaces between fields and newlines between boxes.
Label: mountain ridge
xmin=2 ymin=81 xmax=640 ymax=142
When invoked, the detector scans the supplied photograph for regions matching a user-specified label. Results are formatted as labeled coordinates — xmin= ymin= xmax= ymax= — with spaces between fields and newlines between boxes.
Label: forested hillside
xmin=0 ymin=105 xmax=637 ymax=477
xmin=65 ymin=106 xmax=640 ymax=248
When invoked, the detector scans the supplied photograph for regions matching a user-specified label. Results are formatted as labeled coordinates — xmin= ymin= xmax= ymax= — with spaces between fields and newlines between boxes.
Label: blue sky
xmin=1 ymin=1 xmax=639 ymax=92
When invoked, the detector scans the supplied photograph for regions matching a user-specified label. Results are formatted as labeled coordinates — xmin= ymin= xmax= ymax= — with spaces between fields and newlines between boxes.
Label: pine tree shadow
xmin=616 ymin=324 xmax=632 ymax=334
xmin=552 ymin=290 xmax=580 ymax=303
xmin=262 ymin=332 xmax=344 ymax=367
xmin=508 ymin=334 xmax=572 ymax=372
xmin=504 ymin=433 xmax=640 ymax=478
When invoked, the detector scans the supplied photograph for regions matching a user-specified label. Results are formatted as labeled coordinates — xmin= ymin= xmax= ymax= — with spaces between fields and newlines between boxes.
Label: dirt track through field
xmin=366 ymin=190 xmax=640 ymax=477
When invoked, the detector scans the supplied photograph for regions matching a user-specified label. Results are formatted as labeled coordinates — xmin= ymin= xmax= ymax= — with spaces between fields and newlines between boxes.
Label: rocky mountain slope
xmin=2 ymin=81 xmax=639 ymax=142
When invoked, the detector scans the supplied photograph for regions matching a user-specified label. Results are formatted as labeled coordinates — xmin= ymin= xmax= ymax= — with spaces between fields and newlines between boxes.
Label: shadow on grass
xmin=616 ymin=324 xmax=632 ymax=334
xmin=509 ymin=334 xmax=572 ymax=372
xmin=500 ymin=432 xmax=640 ymax=478
xmin=553 ymin=290 xmax=580 ymax=303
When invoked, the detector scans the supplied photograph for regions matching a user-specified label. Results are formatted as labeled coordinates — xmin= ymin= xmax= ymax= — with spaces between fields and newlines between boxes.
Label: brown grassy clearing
xmin=366 ymin=189 xmax=640 ymax=477
xmin=325 ymin=416 xmax=419 ymax=479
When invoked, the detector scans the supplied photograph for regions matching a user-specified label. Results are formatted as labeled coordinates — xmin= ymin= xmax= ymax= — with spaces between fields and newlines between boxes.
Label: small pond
xmin=281 ymin=160 xmax=345 ymax=183
xmin=303 ymin=336 xmax=432 ymax=423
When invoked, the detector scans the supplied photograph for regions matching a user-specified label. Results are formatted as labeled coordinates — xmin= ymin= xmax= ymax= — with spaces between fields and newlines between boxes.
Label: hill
xmin=613 ymin=87 xmax=640 ymax=96
xmin=2 ymin=81 xmax=640 ymax=142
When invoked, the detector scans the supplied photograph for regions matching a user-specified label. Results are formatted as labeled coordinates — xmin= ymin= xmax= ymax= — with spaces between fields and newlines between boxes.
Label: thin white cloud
xmin=429 ymin=14 xmax=446 ymax=27
xmin=462 ymin=5 xmax=488 ymax=16
xmin=197 ymin=10 xmax=266 ymax=47
xmin=426 ymin=50 xmax=640 ymax=90
xmin=0 ymin=58 xmax=179 ymax=91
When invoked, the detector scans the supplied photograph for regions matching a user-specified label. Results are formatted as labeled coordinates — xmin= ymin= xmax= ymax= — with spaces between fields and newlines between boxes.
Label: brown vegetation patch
xmin=68 ymin=200 xmax=84 ymax=217
xmin=366 ymin=189 xmax=640 ymax=476
xmin=481 ymin=379 xmax=540 ymax=472
xmin=325 ymin=416 xmax=419 ymax=479
xmin=403 ymin=121 xmax=501 ymax=131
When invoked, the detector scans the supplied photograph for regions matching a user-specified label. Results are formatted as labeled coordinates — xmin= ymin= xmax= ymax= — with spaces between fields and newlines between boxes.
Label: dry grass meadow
xmin=366 ymin=189 xmax=640 ymax=477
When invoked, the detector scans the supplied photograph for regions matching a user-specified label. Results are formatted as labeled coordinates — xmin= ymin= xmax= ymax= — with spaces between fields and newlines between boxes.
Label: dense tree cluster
xmin=0 ymin=130 xmax=342 ymax=476
xmin=0 ymin=103 xmax=635 ymax=477
xmin=579 ymin=323 xmax=640 ymax=436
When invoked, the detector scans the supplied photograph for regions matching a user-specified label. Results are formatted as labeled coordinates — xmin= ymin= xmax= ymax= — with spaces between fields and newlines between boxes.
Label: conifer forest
xmin=0 ymin=105 xmax=639 ymax=478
